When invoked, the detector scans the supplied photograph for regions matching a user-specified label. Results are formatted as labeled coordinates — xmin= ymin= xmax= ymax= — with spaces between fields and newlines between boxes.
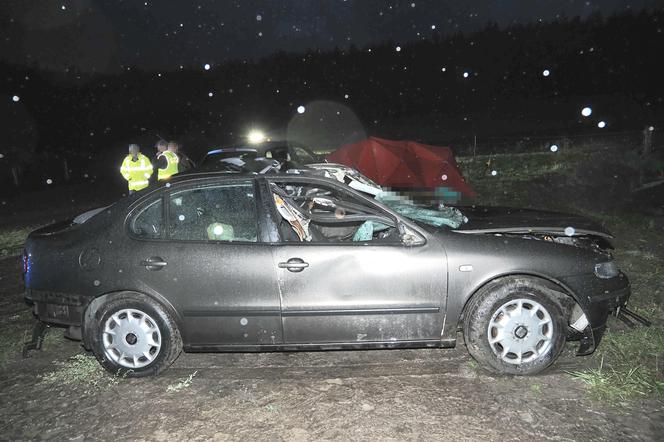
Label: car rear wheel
xmin=90 ymin=294 xmax=182 ymax=377
xmin=463 ymin=277 xmax=567 ymax=375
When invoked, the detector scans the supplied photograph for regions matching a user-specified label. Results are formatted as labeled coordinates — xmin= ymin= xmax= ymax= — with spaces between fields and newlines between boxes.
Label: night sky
xmin=1 ymin=0 xmax=660 ymax=73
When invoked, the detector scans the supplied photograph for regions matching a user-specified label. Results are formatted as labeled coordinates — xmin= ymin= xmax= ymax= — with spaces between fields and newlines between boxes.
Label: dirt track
xmin=1 ymin=257 xmax=662 ymax=441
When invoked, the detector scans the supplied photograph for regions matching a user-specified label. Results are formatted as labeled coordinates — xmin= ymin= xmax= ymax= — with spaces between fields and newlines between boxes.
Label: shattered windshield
xmin=374 ymin=191 xmax=464 ymax=229
xmin=304 ymin=164 xmax=463 ymax=229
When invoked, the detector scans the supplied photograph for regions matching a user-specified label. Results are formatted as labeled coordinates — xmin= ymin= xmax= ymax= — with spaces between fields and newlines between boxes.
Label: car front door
xmin=265 ymin=178 xmax=447 ymax=345
xmin=127 ymin=178 xmax=282 ymax=347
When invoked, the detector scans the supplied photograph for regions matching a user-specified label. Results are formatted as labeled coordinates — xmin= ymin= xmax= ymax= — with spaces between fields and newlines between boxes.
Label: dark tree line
xmin=0 ymin=9 xmax=662 ymax=191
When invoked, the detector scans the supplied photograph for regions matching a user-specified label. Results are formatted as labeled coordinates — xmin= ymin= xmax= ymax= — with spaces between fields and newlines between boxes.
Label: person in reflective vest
xmin=120 ymin=144 xmax=153 ymax=194
xmin=152 ymin=139 xmax=168 ymax=184
xmin=167 ymin=140 xmax=195 ymax=172
xmin=157 ymin=141 xmax=180 ymax=180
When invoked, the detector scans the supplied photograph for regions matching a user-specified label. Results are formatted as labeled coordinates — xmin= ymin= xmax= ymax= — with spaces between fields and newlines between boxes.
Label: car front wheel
xmin=90 ymin=294 xmax=182 ymax=377
xmin=463 ymin=277 xmax=567 ymax=375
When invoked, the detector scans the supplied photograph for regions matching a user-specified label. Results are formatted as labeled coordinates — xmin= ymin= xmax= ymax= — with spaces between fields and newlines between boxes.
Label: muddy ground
xmin=1 ymin=175 xmax=663 ymax=441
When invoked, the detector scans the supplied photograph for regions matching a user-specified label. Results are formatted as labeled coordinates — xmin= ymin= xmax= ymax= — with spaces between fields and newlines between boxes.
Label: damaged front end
xmin=499 ymin=232 xmax=633 ymax=355
xmin=519 ymin=233 xmax=640 ymax=355
xmin=451 ymin=206 xmax=640 ymax=355
xmin=495 ymin=231 xmax=614 ymax=256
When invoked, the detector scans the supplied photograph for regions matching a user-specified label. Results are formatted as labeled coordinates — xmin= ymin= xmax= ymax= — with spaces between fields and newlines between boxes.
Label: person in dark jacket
xmin=167 ymin=140 xmax=195 ymax=173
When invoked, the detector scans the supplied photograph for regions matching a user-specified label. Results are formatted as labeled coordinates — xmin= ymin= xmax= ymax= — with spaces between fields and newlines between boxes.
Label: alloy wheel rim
xmin=102 ymin=308 xmax=162 ymax=369
xmin=487 ymin=298 xmax=554 ymax=365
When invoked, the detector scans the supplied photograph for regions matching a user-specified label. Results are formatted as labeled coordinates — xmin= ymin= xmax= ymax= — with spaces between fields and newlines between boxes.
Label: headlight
xmin=594 ymin=261 xmax=619 ymax=279
xmin=247 ymin=130 xmax=266 ymax=144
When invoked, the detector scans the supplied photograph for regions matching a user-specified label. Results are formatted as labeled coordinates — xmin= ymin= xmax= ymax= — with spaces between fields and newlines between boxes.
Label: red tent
xmin=326 ymin=137 xmax=475 ymax=197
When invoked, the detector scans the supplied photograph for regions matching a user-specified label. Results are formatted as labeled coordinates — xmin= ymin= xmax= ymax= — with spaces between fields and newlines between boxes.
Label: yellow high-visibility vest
xmin=120 ymin=153 xmax=153 ymax=191
xmin=157 ymin=150 xmax=179 ymax=180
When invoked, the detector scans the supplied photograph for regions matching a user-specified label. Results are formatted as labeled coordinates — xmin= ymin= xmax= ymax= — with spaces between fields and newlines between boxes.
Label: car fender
xmin=81 ymin=289 xmax=185 ymax=350
xmin=443 ymin=270 xmax=589 ymax=341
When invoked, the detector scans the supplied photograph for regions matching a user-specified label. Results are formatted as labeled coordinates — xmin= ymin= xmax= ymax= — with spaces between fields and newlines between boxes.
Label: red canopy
xmin=326 ymin=137 xmax=475 ymax=197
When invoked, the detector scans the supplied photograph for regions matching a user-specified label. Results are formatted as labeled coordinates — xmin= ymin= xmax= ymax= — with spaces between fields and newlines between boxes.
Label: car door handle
xmin=278 ymin=258 xmax=309 ymax=272
xmin=141 ymin=257 xmax=168 ymax=271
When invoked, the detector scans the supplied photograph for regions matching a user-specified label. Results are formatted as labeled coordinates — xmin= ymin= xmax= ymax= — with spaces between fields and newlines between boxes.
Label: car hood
xmin=452 ymin=206 xmax=612 ymax=238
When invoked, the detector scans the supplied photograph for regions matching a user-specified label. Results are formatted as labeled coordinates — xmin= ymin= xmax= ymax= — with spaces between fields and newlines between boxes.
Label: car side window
xmin=270 ymin=181 xmax=399 ymax=243
xmin=168 ymin=181 xmax=258 ymax=242
xmin=291 ymin=146 xmax=316 ymax=164
xmin=265 ymin=147 xmax=290 ymax=162
xmin=130 ymin=198 xmax=164 ymax=239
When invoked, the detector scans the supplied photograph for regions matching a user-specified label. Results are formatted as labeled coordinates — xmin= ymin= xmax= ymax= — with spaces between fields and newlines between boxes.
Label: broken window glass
xmin=270 ymin=181 xmax=398 ymax=243
xmin=375 ymin=191 xmax=463 ymax=228
xmin=168 ymin=181 xmax=258 ymax=242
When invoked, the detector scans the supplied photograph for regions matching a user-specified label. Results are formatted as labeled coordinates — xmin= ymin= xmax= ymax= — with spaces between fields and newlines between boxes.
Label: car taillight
xmin=22 ymin=250 xmax=29 ymax=274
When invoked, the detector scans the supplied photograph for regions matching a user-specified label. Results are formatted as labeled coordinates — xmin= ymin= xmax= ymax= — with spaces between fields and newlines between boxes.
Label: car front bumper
xmin=561 ymin=272 xmax=631 ymax=355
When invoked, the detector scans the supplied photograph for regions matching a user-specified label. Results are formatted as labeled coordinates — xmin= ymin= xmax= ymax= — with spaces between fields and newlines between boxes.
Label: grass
xmin=560 ymin=206 xmax=663 ymax=401
xmin=464 ymin=359 xmax=482 ymax=377
xmin=583 ymin=211 xmax=660 ymax=235
xmin=166 ymin=370 xmax=198 ymax=393
xmin=0 ymin=310 xmax=34 ymax=366
xmin=457 ymin=149 xmax=587 ymax=182
xmin=39 ymin=354 xmax=121 ymax=393
xmin=0 ymin=328 xmax=26 ymax=366
xmin=563 ymin=202 xmax=664 ymax=402
xmin=570 ymin=319 xmax=664 ymax=402
xmin=0 ymin=314 xmax=68 ymax=367
xmin=0 ymin=226 xmax=34 ymax=256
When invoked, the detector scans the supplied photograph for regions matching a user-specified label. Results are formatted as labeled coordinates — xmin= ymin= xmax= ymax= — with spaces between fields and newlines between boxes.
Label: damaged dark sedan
xmin=23 ymin=170 xmax=631 ymax=376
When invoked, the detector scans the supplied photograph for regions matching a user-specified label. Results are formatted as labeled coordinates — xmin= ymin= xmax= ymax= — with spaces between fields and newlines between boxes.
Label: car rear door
xmin=264 ymin=177 xmax=447 ymax=345
xmin=127 ymin=178 xmax=282 ymax=347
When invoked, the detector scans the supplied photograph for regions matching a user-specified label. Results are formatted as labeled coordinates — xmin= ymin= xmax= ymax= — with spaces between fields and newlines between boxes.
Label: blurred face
xmin=129 ymin=146 xmax=139 ymax=156
xmin=168 ymin=143 xmax=178 ymax=153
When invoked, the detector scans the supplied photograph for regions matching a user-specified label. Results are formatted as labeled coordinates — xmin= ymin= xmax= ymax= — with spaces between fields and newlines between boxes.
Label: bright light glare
xmin=248 ymin=130 xmax=266 ymax=144
xmin=581 ymin=107 xmax=592 ymax=117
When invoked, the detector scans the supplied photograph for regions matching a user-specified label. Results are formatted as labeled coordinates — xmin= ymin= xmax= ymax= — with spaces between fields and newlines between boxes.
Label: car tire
xmin=89 ymin=293 xmax=182 ymax=377
xmin=463 ymin=277 xmax=567 ymax=375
